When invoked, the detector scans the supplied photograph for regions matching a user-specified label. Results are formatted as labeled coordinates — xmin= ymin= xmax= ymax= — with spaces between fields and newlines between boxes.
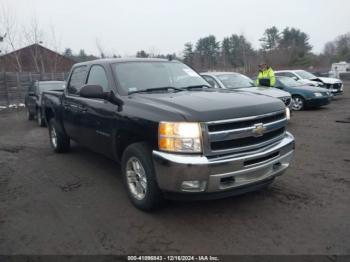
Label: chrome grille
xmin=204 ymin=110 xmax=287 ymax=156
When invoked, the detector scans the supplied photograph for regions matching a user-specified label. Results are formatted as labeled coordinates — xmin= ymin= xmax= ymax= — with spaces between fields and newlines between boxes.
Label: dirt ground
xmin=0 ymin=84 xmax=349 ymax=255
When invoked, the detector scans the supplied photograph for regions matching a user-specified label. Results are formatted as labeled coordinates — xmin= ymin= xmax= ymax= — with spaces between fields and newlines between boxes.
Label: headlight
xmin=285 ymin=107 xmax=290 ymax=121
xmin=158 ymin=122 xmax=202 ymax=153
xmin=314 ymin=92 xmax=322 ymax=97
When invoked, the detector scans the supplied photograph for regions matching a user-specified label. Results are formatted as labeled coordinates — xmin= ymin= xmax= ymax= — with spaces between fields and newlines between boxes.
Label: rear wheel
xmin=37 ymin=109 xmax=46 ymax=127
xmin=48 ymin=119 xmax=70 ymax=153
xmin=292 ymin=95 xmax=305 ymax=111
xmin=121 ymin=143 xmax=165 ymax=211
xmin=27 ymin=109 xmax=34 ymax=120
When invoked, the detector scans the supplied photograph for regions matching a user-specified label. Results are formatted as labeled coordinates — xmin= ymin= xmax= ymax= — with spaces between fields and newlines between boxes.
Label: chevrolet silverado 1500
xmin=42 ymin=58 xmax=295 ymax=211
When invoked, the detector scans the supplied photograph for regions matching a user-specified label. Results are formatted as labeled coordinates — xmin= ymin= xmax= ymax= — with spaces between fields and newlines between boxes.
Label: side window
xmin=28 ymin=82 xmax=35 ymax=93
xmin=203 ymin=76 xmax=219 ymax=88
xmin=35 ymin=83 xmax=40 ymax=95
xmin=275 ymin=79 xmax=283 ymax=88
xmin=67 ymin=66 xmax=87 ymax=95
xmin=287 ymin=73 xmax=298 ymax=79
xmin=86 ymin=65 xmax=109 ymax=92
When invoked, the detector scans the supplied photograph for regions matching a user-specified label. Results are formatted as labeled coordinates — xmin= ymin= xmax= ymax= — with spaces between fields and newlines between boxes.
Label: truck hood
xmin=235 ymin=87 xmax=291 ymax=98
xmin=130 ymin=89 xmax=285 ymax=122
xmin=317 ymin=77 xmax=342 ymax=84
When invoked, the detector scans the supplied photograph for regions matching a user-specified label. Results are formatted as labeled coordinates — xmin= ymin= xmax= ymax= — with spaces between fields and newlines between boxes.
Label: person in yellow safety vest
xmin=255 ymin=63 xmax=276 ymax=87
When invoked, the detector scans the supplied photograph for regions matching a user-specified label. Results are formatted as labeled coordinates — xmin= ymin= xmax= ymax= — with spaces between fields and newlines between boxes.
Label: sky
xmin=1 ymin=0 xmax=350 ymax=57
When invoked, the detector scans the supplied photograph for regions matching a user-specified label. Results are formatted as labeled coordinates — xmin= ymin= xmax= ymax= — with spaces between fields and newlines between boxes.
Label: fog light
xmin=181 ymin=180 xmax=207 ymax=192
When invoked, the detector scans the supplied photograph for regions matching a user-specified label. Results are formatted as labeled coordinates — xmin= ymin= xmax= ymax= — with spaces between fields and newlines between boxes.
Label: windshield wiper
xmin=128 ymin=86 xmax=183 ymax=95
xmin=182 ymin=84 xmax=212 ymax=90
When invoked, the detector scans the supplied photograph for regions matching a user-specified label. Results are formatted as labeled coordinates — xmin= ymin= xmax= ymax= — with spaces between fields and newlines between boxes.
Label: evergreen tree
xmin=259 ymin=26 xmax=281 ymax=50
xmin=183 ymin=42 xmax=194 ymax=66
xmin=136 ymin=50 xmax=149 ymax=58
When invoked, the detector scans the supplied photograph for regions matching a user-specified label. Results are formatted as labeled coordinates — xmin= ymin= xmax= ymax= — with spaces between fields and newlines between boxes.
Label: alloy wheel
xmin=292 ymin=97 xmax=304 ymax=111
xmin=37 ymin=111 xmax=42 ymax=126
xmin=50 ymin=125 xmax=58 ymax=148
xmin=126 ymin=157 xmax=147 ymax=200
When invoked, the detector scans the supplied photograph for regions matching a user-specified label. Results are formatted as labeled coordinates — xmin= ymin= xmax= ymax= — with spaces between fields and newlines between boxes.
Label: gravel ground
xmin=0 ymin=83 xmax=349 ymax=255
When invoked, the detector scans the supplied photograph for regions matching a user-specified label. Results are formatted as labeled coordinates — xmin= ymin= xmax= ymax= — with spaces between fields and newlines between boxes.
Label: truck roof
xmin=73 ymin=58 xmax=176 ymax=67
xmin=36 ymin=81 xmax=65 ymax=84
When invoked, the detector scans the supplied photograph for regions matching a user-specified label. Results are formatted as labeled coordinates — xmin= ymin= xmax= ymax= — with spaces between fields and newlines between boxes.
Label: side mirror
xmin=105 ymin=91 xmax=124 ymax=112
xmin=292 ymin=76 xmax=299 ymax=81
xmin=79 ymin=85 xmax=106 ymax=99
xmin=79 ymin=84 xmax=124 ymax=112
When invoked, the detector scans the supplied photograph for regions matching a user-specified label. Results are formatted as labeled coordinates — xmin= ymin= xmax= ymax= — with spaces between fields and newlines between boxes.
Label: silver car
xmin=201 ymin=72 xmax=293 ymax=110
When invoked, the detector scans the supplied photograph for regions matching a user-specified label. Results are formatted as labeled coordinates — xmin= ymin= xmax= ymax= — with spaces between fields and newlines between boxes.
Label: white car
xmin=275 ymin=70 xmax=343 ymax=96
xmin=201 ymin=72 xmax=293 ymax=110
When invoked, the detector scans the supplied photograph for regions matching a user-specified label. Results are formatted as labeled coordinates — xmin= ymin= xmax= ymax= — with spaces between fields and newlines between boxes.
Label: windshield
xmin=113 ymin=61 xmax=208 ymax=93
xmin=217 ymin=74 xmax=255 ymax=89
xmin=296 ymin=70 xmax=317 ymax=80
xmin=278 ymin=77 xmax=301 ymax=87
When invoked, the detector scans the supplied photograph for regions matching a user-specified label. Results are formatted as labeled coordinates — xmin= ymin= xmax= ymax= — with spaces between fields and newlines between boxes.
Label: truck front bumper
xmin=152 ymin=132 xmax=294 ymax=198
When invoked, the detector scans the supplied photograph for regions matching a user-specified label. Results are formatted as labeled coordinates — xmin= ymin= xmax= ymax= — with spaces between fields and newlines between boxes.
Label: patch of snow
xmin=0 ymin=103 xmax=26 ymax=111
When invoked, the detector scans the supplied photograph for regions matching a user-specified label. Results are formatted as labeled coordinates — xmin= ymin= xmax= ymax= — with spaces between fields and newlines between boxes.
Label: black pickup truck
xmin=25 ymin=81 xmax=65 ymax=126
xmin=42 ymin=58 xmax=295 ymax=211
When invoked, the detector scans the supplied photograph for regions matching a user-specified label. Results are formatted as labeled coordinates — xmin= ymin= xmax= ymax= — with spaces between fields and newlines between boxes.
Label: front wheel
xmin=121 ymin=143 xmax=165 ymax=211
xmin=48 ymin=119 xmax=70 ymax=153
xmin=292 ymin=95 xmax=305 ymax=111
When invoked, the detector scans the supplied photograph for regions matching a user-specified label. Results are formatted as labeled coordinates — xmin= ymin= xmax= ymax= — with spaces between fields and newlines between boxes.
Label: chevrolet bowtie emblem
xmin=252 ymin=123 xmax=266 ymax=137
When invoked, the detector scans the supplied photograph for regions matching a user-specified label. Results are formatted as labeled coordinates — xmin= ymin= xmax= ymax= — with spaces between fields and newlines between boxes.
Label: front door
xmin=77 ymin=64 xmax=117 ymax=156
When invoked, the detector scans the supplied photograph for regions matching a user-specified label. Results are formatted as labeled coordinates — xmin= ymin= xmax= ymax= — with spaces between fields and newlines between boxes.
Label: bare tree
xmin=0 ymin=3 xmax=22 ymax=71
xmin=96 ymin=39 xmax=106 ymax=58
xmin=48 ymin=25 xmax=62 ymax=72
xmin=23 ymin=17 xmax=45 ymax=72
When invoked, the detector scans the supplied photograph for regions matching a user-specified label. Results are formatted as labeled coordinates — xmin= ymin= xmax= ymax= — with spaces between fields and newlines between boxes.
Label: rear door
xmin=62 ymin=66 xmax=88 ymax=142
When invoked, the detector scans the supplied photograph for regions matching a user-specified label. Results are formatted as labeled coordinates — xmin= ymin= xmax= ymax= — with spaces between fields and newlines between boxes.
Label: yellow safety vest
xmin=256 ymin=67 xmax=276 ymax=87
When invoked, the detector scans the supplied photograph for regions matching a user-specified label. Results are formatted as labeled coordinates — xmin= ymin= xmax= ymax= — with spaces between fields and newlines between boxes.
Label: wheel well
xmin=292 ymin=94 xmax=304 ymax=99
xmin=45 ymin=108 xmax=54 ymax=123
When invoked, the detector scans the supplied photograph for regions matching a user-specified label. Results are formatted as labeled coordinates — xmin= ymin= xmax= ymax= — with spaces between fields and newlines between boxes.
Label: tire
xmin=292 ymin=95 xmax=305 ymax=111
xmin=48 ymin=118 xmax=70 ymax=153
xmin=27 ymin=109 xmax=34 ymax=120
xmin=37 ymin=109 xmax=46 ymax=127
xmin=121 ymin=142 xmax=165 ymax=211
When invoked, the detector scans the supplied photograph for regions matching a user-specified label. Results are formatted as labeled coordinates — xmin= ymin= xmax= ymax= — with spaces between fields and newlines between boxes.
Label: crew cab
xmin=42 ymin=58 xmax=295 ymax=211
xmin=201 ymin=72 xmax=293 ymax=111
xmin=25 ymin=81 xmax=65 ymax=126
xmin=275 ymin=70 xmax=343 ymax=96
